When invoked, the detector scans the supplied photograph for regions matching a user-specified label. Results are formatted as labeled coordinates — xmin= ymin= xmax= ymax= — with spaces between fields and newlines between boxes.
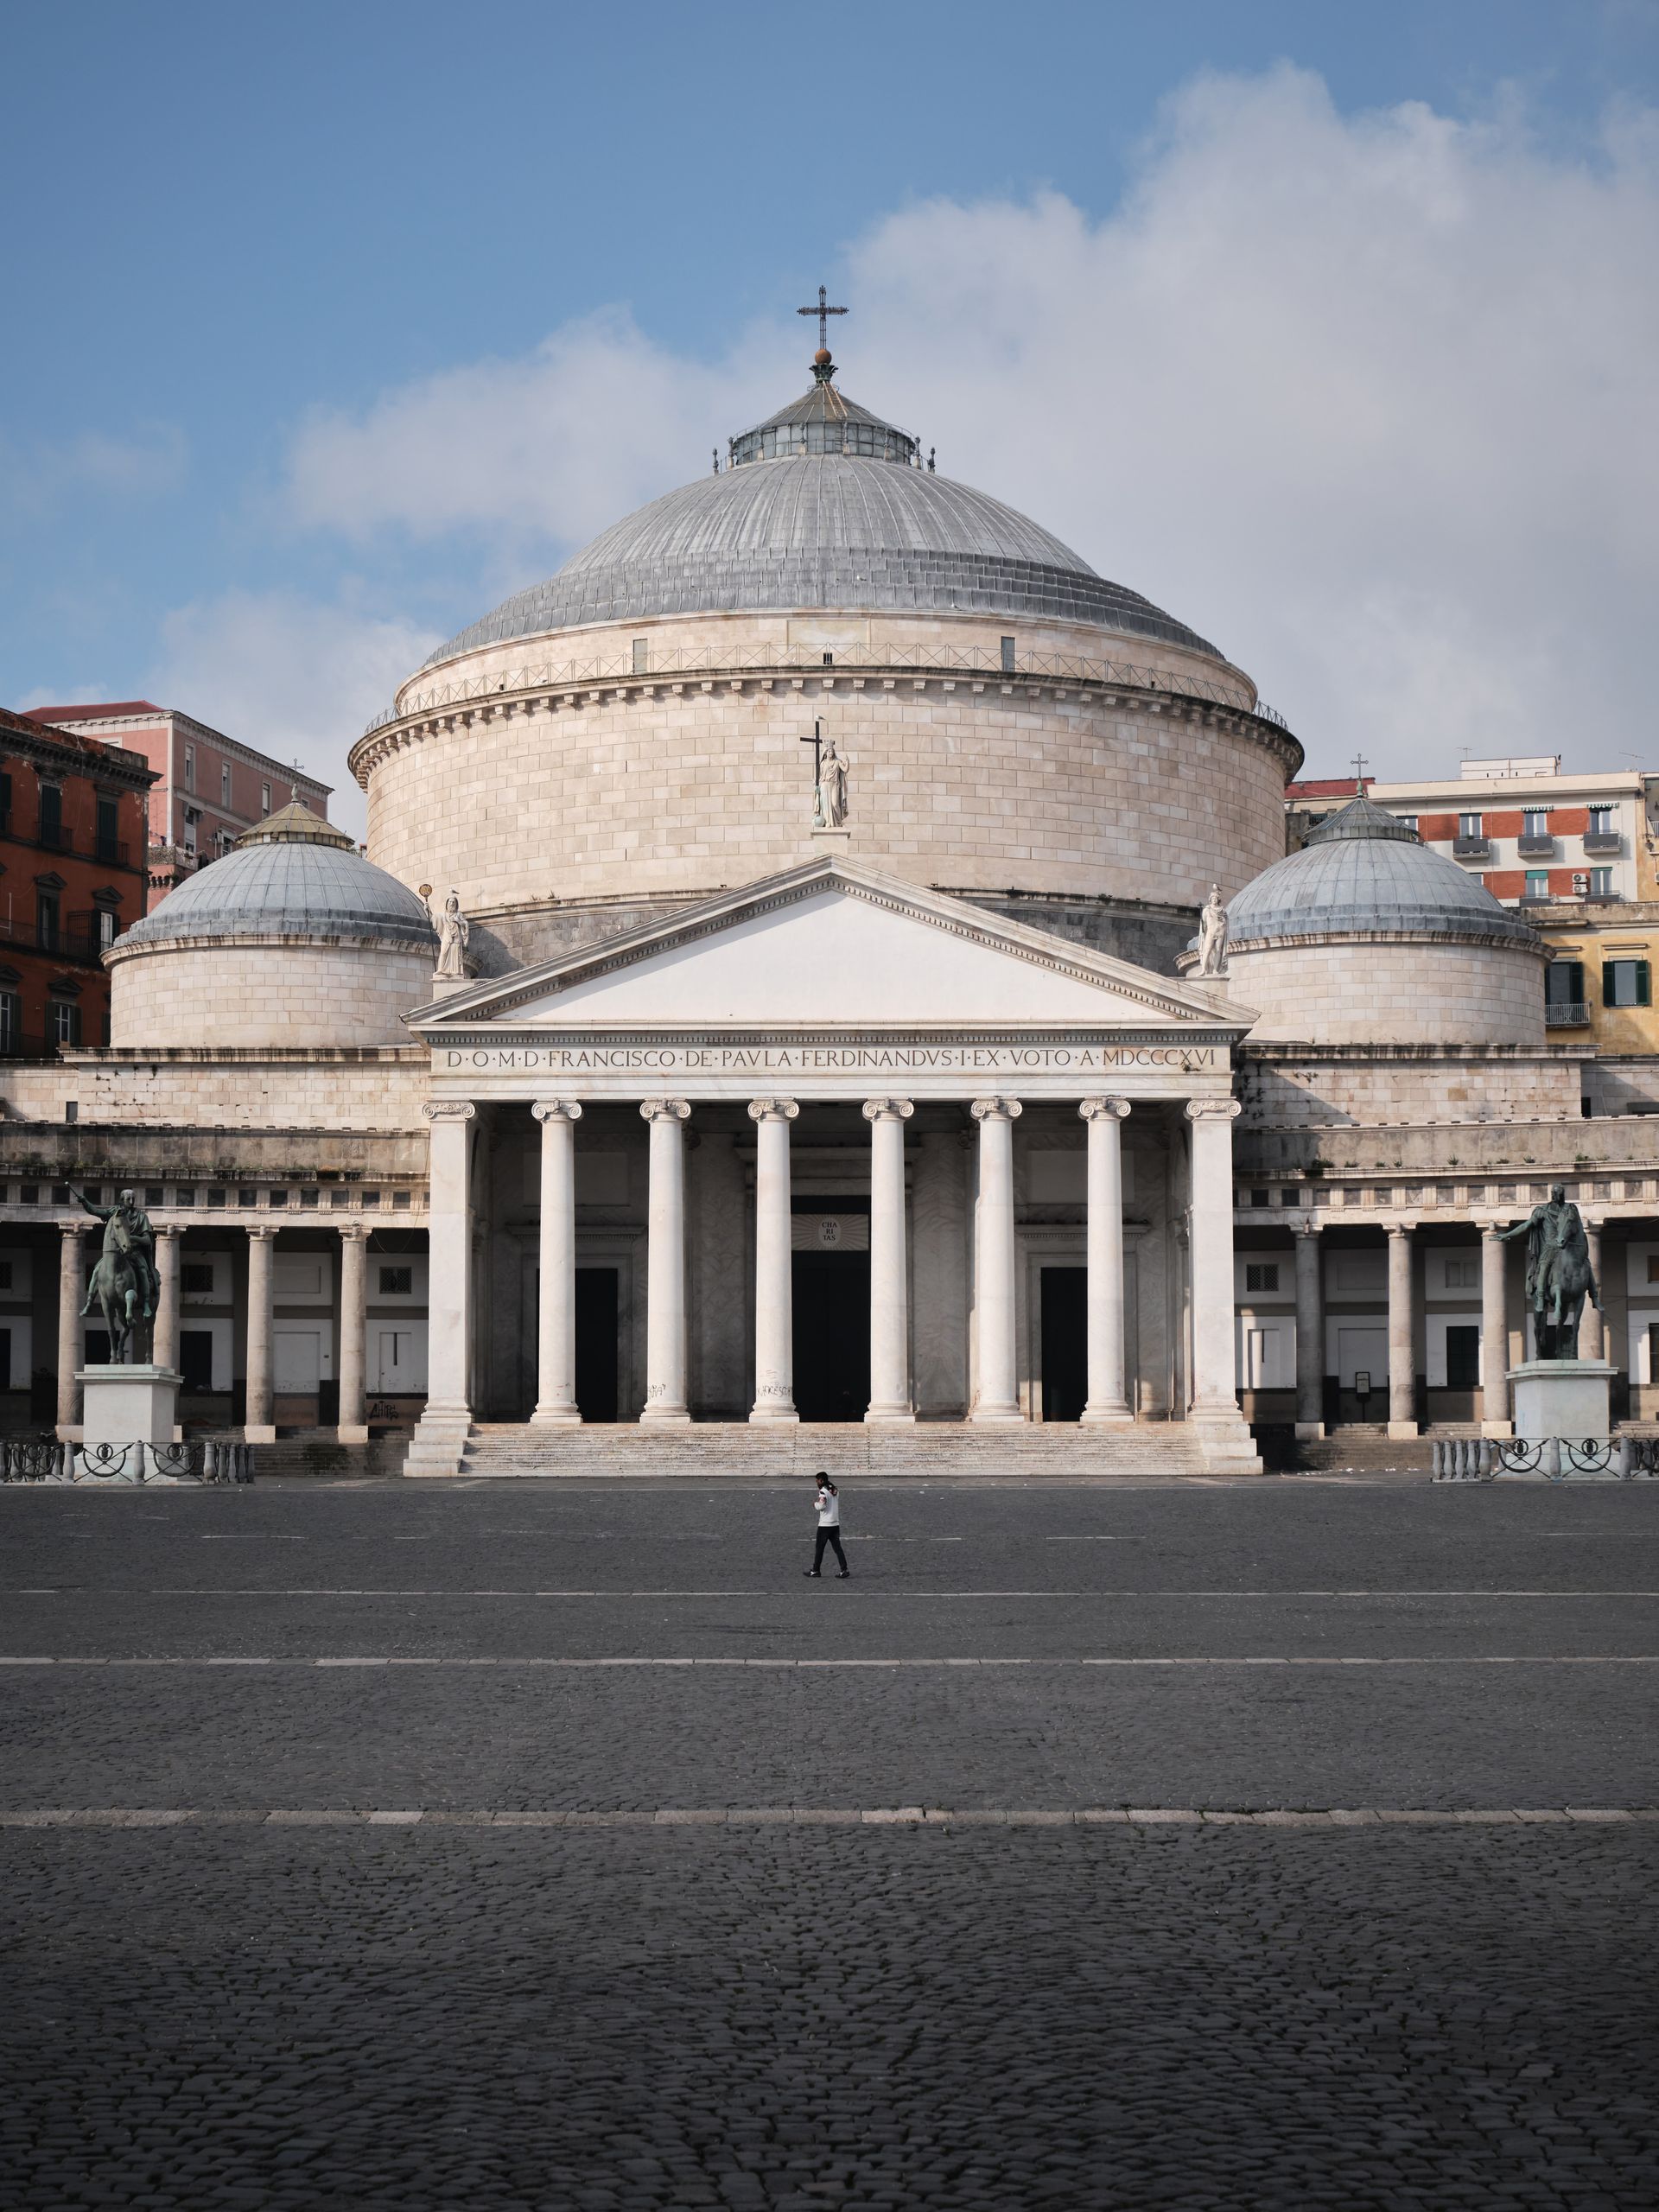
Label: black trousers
xmin=812 ymin=1526 xmax=849 ymax=1573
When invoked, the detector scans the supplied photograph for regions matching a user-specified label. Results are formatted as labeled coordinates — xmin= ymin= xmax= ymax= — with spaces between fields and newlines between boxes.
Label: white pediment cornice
xmin=406 ymin=856 xmax=1250 ymax=1034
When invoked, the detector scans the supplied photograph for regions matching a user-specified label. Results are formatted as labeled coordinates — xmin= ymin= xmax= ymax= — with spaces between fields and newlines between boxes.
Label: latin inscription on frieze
xmin=439 ymin=1043 xmax=1224 ymax=1075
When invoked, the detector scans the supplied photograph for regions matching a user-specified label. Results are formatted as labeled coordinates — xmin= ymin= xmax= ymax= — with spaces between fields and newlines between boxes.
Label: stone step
xmin=454 ymin=1421 xmax=1220 ymax=1480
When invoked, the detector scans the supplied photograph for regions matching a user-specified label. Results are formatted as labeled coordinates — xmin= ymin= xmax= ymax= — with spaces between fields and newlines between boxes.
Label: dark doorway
xmin=792 ymin=1252 xmax=870 ymax=1421
xmin=575 ymin=1268 xmax=620 ymax=1423
xmin=179 ymin=1331 xmax=215 ymax=1390
xmin=1040 ymin=1267 xmax=1088 ymax=1423
xmin=1445 ymin=1325 xmax=1480 ymax=1390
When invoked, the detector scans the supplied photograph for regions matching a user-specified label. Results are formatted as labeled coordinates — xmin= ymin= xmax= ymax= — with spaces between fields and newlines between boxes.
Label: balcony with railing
xmin=1545 ymin=1000 xmax=1592 ymax=1028
xmin=1452 ymin=835 xmax=1491 ymax=860
xmin=0 ymin=816 xmax=134 ymax=869
xmin=1516 ymin=833 xmax=1555 ymax=858
xmin=0 ymin=913 xmax=118 ymax=966
xmin=1582 ymin=829 xmax=1622 ymax=855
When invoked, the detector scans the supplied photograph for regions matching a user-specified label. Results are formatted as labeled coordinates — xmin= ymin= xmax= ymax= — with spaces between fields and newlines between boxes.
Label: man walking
xmin=804 ymin=1474 xmax=849 ymax=1579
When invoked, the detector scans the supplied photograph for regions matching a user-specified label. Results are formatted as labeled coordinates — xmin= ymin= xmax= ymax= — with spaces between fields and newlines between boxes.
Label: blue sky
xmin=4 ymin=0 xmax=1657 ymax=825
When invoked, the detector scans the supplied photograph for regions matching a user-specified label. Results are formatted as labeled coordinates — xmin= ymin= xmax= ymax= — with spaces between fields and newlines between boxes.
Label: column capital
xmin=747 ymin=1098 xmax=799 ymax=1122
xmin=423 ymin=1100 xmax=477 ymax=1123
xmin=247 ymin=1225 xmax=277 ymax=1243
xmin=640 ymin=1098 xmax=691 ymax=1124
xmin=338 ymin=1223 xmax=372 ymax=1243
xmin=1183 ymin=1097 xmax=1242 ymax=1123
xmin=1078 ymin=1095 xmax=1130 ymax=1124
xmin=155 ymin=1223 xmax=181 ymax=1241
xmin=531 ymin=1099 xmax=583 ymax=1124
xmin=60 ymin=1220 xmax=87 ymax=1238
xmin=1387 ymin=1219 xmax=1416 ymax=1239
xmin=969 ymin=1096 xmax=1022 ymax=1122
xmin=1292 ymin=1217 xmax=1322 ymax=1239
xmin=861 ymin=1098 xmax=913 ymax=1122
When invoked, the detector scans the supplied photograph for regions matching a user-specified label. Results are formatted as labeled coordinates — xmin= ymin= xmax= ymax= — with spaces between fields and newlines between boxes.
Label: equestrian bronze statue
xmin=72 ymin=1186 xmax=158 ymax=1365
xmin=1497 ymin=1183 xmax=1599 ymax=1362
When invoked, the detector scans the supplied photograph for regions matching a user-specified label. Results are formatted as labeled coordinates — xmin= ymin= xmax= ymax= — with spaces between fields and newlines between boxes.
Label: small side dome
xmin=1224 ymin=790 xmax=1545 ymax=1046
xmin=108 ymin=804 xmax=439 ymax=1049
xmin=118 ymin=802 xmax=437 ymax=955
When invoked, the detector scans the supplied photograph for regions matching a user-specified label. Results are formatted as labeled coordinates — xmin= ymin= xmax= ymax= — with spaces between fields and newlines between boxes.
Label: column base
xmin=244 ymin=1425 xmax=277 ymax=1446
xmin=865 ymin=1405 xmax=916 ymax=1425
xmin=1080 ymin=1403 xmax=1133 ymax=1427
xmin=404 ymin=1406 xmax=473 ymax=1478
xmin=1294 ymin=1421 xmax=1326 ymax=1441
xmin=1189 ymin=1408 xmax=1263 ymax=1472
xmin=530 ymin=1405 xmax=583 ymax=1427
xmin=1480 ymin=1419 xmax=1514 ymax=1439
xmin=749 ymin=1405 xmax=800 ymax=1426
xmin=970 ymin=1405 xmax=1027 ymax=1426
xmin=54 ymin=1424 xmax=84 ymax=1445
xmin=1387 ymin=1420 xmax=1420 ymax=1440
xmin=639 ymin=1407 xmax=691 ymax=1426
xmin=336 ymin=1424 xmax=370 ymax=1446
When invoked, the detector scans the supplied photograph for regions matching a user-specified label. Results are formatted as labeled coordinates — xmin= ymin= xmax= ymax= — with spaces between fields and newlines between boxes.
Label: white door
xmin=274 ymin=1328 xmax=324 ymax=1392
xmin=371 ymin=1325 xmax=428 ymax=1393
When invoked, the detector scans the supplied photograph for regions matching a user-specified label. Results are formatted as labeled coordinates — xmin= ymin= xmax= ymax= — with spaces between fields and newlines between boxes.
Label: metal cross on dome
xmin=798 ymin=285 xmax=849 ymax=350
xmin=1351 ymin=753 xmax=1370 ymax=791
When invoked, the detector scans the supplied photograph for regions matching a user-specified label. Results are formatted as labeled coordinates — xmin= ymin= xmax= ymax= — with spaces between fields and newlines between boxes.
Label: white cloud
xmin=149 ymin=592 xmax=441 ymax=837
xmin=284 ymin=308 xmax=796 ymax=548
xmin=279 ymin=66 xmax=1659 ymax=780
xmin=2 ymin=423 xmax=188 ymax=512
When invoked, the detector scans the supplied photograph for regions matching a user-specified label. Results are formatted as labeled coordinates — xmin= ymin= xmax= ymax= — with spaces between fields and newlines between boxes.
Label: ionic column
xmin=421 ymin=1102 xmax=477 ymax=1421
xmin=1481 ymin=1224 xmax=1512 ymax=1437
xmin=338 ymin=1226 xmax=370 ymax=1443
xmin=970 ymin=1097 xmax=1024 ymax=1423
xmin=748 ymin=1099 xmax=799 ymax=1424
xmin=864 ymin=1098 xmax=915 ymax=1423
xmin=245 ymin=1227 xmax=276 ymax=1442
xmin=1184 ymin=1099 xmax=1243 ymax=1424
xmin=153 ymin=1227 xmax=181 ymax=1376
xmin=1387 ymin=1224 xmax=1417 ymax=1437
xmin=1293 ymin=1221 xmax=1325 ymax=1440
xmin=1578 ymin=1219 xmax=1605 ymax=1362
xmin=1079 ymin=1096 xmax=1132 ymax=1424
xmin=640 ymin=1099 xmax=691 ymax=1423
xmin=531 ymin=1101 xmax=583 ymax=1425
xmin=55 ymin=1224 xmax=87 ymax=1438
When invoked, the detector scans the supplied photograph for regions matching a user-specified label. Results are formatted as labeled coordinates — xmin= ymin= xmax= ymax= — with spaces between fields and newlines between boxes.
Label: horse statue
xmin=1497 ymin=1183 xmax=1599 ymax=1361
xmin=72 ymin=1186 xmax=158 ymax=1365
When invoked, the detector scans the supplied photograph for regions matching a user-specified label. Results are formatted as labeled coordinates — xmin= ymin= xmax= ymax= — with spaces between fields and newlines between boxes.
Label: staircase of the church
xmin=451 ymin=1421 xmax=1236 ymax=1481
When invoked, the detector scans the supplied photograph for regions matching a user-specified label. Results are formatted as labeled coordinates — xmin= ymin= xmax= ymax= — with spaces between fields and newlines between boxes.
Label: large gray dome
xmin=118 ymin=804 xmax=438 ymax=953
xmin=1227 ymin=792 xmax=1541 ymax=950
xmin=426 ymin=377 xmax=1225 ymax=667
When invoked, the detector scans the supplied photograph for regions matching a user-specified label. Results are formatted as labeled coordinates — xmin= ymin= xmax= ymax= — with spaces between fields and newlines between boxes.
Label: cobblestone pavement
xmin=5 ymin=1479 xmax=1659 ymax=2207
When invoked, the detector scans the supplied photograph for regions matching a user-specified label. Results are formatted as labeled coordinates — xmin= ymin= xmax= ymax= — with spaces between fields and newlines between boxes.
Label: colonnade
xmin=54 ymin=1219 xmax=376 ymax=1442
xmin=424 ymin=1088 xmax=1243 ymax=1430
xmin=1287 ymin=1217 xmax=1611 ymax=1441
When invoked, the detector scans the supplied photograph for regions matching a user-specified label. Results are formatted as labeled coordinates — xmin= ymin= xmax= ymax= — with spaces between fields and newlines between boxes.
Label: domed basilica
xmin=5 ymin=330 xmax=1630 ymax=1475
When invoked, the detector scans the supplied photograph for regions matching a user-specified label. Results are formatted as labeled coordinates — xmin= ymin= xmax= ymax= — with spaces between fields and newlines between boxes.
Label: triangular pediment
xmin=409 ymin=859 xmax=1247 ymax=1033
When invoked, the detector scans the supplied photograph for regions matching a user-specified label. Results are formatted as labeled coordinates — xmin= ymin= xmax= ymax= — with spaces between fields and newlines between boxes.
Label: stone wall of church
xmin=1224 ymin=938 xmax=1546 ymax=1047
xmin=0 ymin=1047 xmax=430 ymax=1134
xmin=1237 ymin=1044 xmax=1585 ymax=1129
xmin=356 ymin=611 xmax=1295 ymax=926
xmin=107 ymin=941 xmax=435 ymax=1052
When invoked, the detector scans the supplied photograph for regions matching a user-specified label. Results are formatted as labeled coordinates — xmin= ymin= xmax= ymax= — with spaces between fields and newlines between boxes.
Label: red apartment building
xmin=0 ymin=707 xmax=155 ymax=1055
xmin=27 ymin=702 xmax=331 ymax=888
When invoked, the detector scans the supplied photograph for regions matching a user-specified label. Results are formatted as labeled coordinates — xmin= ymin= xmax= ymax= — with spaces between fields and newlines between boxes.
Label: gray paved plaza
xmin=5 ymin=1475 xmax=1659 ymax=2208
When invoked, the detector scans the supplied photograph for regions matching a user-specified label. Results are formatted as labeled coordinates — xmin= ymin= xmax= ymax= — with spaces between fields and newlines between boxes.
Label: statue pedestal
xmin=1508 ymin=1359 xmax=1617 ymax=1442
xmin=73 ymin=1365 xmax=183 ymax=1483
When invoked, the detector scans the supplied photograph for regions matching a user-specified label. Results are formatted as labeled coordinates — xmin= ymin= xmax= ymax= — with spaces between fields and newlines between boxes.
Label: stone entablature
xmin=1237 ymin=1043 xmax=1587 ymax=1129
xmin=1 ymin=1046 xmax=431 ymax=1133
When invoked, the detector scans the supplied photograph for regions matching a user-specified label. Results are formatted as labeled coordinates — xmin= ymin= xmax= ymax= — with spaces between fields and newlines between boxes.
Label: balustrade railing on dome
xmin=359 ymin=642 xmax=1291 ymax=741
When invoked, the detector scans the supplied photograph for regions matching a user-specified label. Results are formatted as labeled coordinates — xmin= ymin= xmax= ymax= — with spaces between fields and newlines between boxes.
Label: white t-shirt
xmin=816 ymin=1487 xmax=840 ymax=1527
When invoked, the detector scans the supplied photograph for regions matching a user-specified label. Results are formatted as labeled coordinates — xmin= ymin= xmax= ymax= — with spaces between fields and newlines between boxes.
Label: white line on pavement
xmin=0 ymin=1806 xmax=1653 ymax=1828
xmin=13 ymin=1588 xmax=1659 ymax=1599
xmin=3 ymin=1655 xmax=1659 ymax=1668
